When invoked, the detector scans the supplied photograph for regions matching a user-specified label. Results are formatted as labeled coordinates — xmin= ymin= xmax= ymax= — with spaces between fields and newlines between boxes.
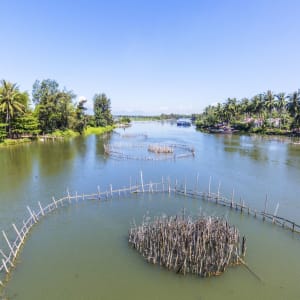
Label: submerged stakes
xmin=129 ymin=215 xmax=246 ymax=277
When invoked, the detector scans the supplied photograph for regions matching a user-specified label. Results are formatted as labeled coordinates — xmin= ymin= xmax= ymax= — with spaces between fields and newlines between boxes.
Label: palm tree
xmin=275 ymin=92 xmax=287 ymax=128
xmin=0 ymin=80 xmax=25 ymax=138
xmin=287 ymin=90 xmax=300 ymax=130
xmin=251 ymin=94 xmax=264 ymax=119
xmin=264 ymin=90 xmax=275 ymax=117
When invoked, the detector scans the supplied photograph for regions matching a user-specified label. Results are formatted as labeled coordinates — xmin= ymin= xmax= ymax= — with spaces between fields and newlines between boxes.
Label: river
xmin=0 ymin=121 xmax=299 ymax=299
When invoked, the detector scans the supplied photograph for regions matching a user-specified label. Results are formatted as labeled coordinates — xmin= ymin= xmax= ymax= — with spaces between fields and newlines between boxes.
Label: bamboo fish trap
xmin=129 ymin=214 xmax=246 ymax=277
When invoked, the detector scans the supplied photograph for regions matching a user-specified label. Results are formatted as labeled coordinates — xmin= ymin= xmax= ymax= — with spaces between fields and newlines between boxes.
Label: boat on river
xmin=177 ymin=119 xmax=191 ymax=126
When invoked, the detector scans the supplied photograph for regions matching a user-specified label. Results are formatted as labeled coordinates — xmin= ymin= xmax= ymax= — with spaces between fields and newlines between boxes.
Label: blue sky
xmin=1 ymin=0 xmax=300 ymax=114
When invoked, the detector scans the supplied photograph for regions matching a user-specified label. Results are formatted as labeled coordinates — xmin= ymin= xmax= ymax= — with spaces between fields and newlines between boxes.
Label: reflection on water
xmin=0 ymin=122 xmax=300 ymax=299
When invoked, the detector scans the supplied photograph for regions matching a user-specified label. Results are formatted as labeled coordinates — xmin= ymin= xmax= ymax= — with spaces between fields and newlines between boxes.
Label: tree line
xmin=0 ymin=79 xmax=113 ymax=141
xmin=196 ymin=90 xmax=300 ymax=133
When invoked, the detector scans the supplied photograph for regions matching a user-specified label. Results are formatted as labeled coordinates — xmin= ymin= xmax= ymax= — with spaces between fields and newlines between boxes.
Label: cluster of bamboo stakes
xmin=129 ymin=214 xmax=246 ymax=277
xmin=148 ymin=144 xmax=174 ymax=154
xmin=0 ymin=172 xmax=299 ymax=287
xmin=104 ymin=143 xmax=195 ymax=161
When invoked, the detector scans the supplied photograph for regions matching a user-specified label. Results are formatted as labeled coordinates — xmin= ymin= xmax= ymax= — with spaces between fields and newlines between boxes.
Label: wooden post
xmin=38 ymin=201 xmax=45 ymax=216
xmin=97 ymin=186 xmax=101 ymax=200
xmin=184 ymin=178 xmax=187 ymax=196
xmin=75 ymin=191 xmax=78 ymax=202
xmin=168 ymin=177 xmax=171 ymax=195
xmin=292 ymin=222 xmax=295 ymax=232
xmin=2 ymin=230 xmax=16 ymax=258
xmin=12 ymin=223 xmax=23 ymax=244
xmin=140 ymin=171 xmax=144 ymax=192
xmin=27 ymin=206 xmax=37 ymax=223
xmin=52 ymin=197 xmax=58 ymax=208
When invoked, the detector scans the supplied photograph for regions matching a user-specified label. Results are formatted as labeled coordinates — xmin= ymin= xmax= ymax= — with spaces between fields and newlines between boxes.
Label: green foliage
xmin=84 ymin=125 xmax=114 ymax=135
xmin=93 ymin=93 xmax=113 ymax=127
xmin=12 ymin=113 xmax=40 ymax=136
xmin=49 ymin=129 xmax=79 ymax=138
xmin=33 ymin=79 xmax=76 ymax=133
xmin=0 ymin=123 xmax=7 ymax=141
xmin=196 ymin=89 xmax=300 ymax=134
xmin=118 ymin=116 xmax=131 ymax=124
xmin=0 ymin=80 xmax=27 ymax=137
xmin=1 ymin=138 xmax=31 ymax=146
xmin=73 ymin=99 xmax=87 ymax=134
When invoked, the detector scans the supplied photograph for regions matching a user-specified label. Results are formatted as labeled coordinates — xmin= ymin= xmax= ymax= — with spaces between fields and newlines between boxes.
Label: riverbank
xmin=0 ymin=126 xmax=115 ymax=147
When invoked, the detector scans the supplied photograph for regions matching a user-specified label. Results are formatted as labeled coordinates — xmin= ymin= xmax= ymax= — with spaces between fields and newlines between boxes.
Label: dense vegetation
xmin=196 ymin=90 xmax=300 ymax=134
xmin=0 ymin=79 xmax=114 ymax=143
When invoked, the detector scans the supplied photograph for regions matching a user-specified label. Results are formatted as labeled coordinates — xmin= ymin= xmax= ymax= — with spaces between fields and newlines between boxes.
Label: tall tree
xmin=287 ymin=91 xmax=300 ymax=130
xmin=32 ymin=79 xmax=75 ymax=133
xmin=0 ymin=80 xmax=26 ymax=138
xmin=276 ymin=92 xmax=287 ymax=128
xmin=93 ymin=93 xmax=113 ymax=127
xmin=74 ymin=99 xmax=87 ymax=134
xmin=264 ymin=90 xmax=275 ymax=117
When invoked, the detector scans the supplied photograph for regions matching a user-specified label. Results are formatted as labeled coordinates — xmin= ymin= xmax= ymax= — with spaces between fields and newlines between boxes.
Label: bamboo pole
xmin=110 ymin=184 xmax=113 ymax=197
xmin=27 ymin=206 xmax=37 ymax=224
xmin=52 ymin=197 xmax=58 ymax=208
xmin=2 ymin=231 xmax=16 ymax=258
xmin=12 ymin=223 xmax=23 ymax=244
xmin=2 ymin=259 xmax=9 ymax=273
xmin=97 ymin=186 xmax=101 ymax=200
xmin=0 ymin=249 xmax=14 ymax=267
xmin=67 ymin=188 xmax=71 ymax=203
xmin=140 ymin=171 xmax=144 ymax=192
xmin=38 ymin=201 xmax=44 ymax=216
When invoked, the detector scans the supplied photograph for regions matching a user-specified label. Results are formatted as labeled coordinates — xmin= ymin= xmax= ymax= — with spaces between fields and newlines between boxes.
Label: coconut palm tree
xmin=264 ymin=90 xmax=275 ymax=117
xmin=0 ymin=80 xmax=25 ymax=138
xmin=275 ymin=92 xmax=287 ymax=128
xmin=287 ymin=90 xmax=300 ymax=130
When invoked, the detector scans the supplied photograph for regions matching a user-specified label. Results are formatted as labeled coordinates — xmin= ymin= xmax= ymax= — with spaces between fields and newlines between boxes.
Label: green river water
xmin=0 ymin=121 xmax=299 ymax=299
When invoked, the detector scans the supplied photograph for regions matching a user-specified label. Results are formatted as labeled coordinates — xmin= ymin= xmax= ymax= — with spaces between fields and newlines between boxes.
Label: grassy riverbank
xmin=0 ymin=126 xmax=115 ymax=147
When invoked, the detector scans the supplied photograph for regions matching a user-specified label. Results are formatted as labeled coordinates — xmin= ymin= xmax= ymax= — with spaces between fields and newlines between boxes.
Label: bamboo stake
xmin=217 ymin=181 xmax=221 ymax=203
xmin=140 ymin=171 xmax=144 ymax=192
xmin=27 ymin=206 xmax=37 ymax=224
xmin=110 ymin=184 xmax=113 ymax=197
xmin=97 ymin=186 xmax=101 ymax=200
xmin=273 ymin=203 xmax=279 ymax=224
xmin=208 ymin=176 xmax=212 ymax=196
xmin=263 ymin=195 xmax=268 ymax=221
xmin=12 ymin=223 xmax=23 ymax=244
xmin=0 ymin=249 xmax=14 ymax=267
xmin=2 ymin=231 xmax=16 ymax=258
xmin=2 ymin=259 xmax=9 ymax=273
xmin=67 ymin=188 xmax=71 ymax=203
xmin=52 ymin=197 xmax=58 ymax=208
xmin=38 ymin=201 xmax=44 ymax=216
